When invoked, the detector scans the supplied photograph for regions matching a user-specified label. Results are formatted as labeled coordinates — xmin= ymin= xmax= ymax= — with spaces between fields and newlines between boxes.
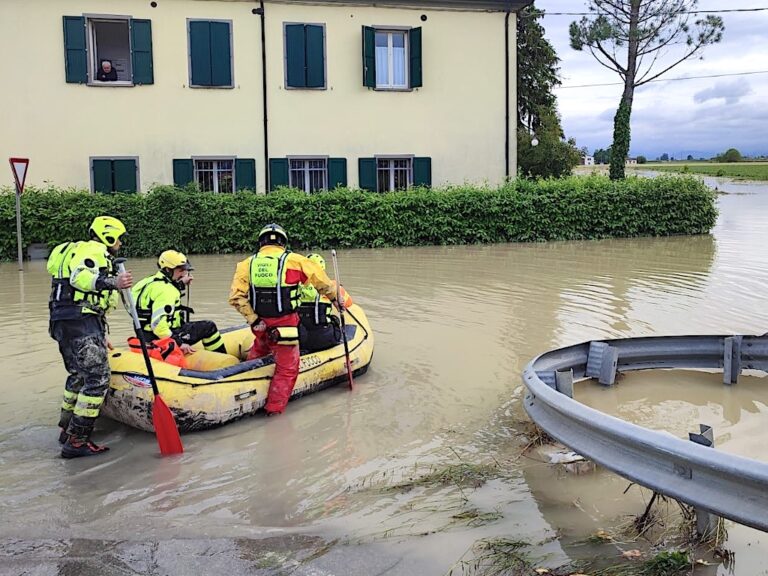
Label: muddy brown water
xmin=1 ymin=175 xmax=767 ymax=575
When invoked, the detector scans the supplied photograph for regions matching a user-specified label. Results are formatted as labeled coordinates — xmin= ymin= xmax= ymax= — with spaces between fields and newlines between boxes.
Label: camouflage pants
xmin=50 ymin=316 xmax=110 ymax=441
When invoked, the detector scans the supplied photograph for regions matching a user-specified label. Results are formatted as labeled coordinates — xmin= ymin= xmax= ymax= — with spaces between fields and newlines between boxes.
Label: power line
xmin=523 ymin=7 xmax=768 ymax=18
xmin=555 ymin=69 xmax=768 ymax=89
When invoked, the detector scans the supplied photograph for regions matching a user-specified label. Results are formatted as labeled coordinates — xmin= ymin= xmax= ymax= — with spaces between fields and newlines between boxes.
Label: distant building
xmin=581 ymin=155 xmax=595 ymax=166
xmin=626 ymin=157 xmax=638 ymax=165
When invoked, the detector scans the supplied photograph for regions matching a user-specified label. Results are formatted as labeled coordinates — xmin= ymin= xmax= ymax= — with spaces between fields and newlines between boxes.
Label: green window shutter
xmin=328 ymin=158 xmax=347 ymax=189
xmin=305 ymin=25 xmax=325 ymax=88
xmin=210 ymin=21 xmax=232 ymax=87
xmin=113 ymin=159 xmax=138 ymax=193
xmin=358 ymin=158 xmax=376 ymax=191
xmin=235 ymin=158 xmax=256 ymax=191
xmin=189 ymin=21 xmax=212 ymax=86
xmin=409 ymin=27 xmax=422 ymax=88
xmin=63 ymin=16 xmax=87 ymax=84
xmin=130 ymin=19 xmax=154 ymax=85
xmin=413 ymin=157 xmax=432 ymax=187
xmin=285 ymin=24 xmax=306 ymax=88
xmin=269 ymin=158 xmax=289 ymax=191
xmin=92 ymin=160 xmax=113 ymax=193
xmin=173 ymin=159 xmax=194 ymax=187
xmin=362 ymin=26 xmax=376 ymax=88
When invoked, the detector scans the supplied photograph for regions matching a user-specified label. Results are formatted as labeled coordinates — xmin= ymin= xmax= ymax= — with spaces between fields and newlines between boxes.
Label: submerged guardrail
xmin=522 ymin=335 xmax=768 ymax=533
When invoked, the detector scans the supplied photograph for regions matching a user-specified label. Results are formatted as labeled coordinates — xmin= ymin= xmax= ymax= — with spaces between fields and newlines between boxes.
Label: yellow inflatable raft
xmin=102 ymin=304 xmax=373 ymax=432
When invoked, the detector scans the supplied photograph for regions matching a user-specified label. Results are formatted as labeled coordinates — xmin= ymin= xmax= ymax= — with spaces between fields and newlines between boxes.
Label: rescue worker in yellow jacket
xmin=228 ymin=224 xmax=337 ymax=415
xmin=298 ymin=253 xmax=353 ymax=353
xmin=47 ymin=216 xmax=132 ymax=458
xmin=132 ymin=250 xmax=226 ymax=356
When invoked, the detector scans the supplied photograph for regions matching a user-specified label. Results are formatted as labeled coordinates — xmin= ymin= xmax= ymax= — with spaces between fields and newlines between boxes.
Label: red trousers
xmin=247 ymin=314 xmax=300 ymax=414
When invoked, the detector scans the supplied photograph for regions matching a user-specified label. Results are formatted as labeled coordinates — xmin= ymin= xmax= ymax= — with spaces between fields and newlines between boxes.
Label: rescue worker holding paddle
xmin=47 ymin=216 xmax=132 ymax=458
xmin=132 ymin=250 xmax=226 ymax=363
xmin=228 ymin=224 xmax=337 ymax=415
xmin=298 ymin=253 xmax=353 ymax=353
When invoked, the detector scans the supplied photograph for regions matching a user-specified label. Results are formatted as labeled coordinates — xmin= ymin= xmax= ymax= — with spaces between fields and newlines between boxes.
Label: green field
xmin=630 ymin=162 xmax=768 ymax=181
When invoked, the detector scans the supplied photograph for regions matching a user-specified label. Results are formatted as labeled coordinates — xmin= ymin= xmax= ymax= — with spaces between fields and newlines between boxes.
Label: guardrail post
xmin=689 ymin=424 xmax=719 ymax=538
xmin=723 ymin=336 xmax=742 ymax=385
xmin=555 ymin=369 xmax=574 ymax=398
xmin=586 ymin=341 xmax=619 ymax=386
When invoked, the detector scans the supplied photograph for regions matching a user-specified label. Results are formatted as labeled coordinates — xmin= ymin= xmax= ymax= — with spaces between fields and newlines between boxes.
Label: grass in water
xmin=589 ymin=550 xmax=690 ymax=576
xmin=451 ymin=508 xmax=504 ymax=528
xmin=386 ymin=462 xmax=501 ymax=494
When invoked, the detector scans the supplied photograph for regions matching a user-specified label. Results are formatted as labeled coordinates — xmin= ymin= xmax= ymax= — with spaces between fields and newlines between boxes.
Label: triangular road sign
xmin=9 ymin=157 xmax=29 ymax=194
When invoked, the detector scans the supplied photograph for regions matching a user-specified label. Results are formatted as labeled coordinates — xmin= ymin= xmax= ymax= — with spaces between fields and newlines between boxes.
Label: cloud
xmin=535 ymin=0 xmax=768 ymax=157
xmin=694 ymin=79 xmax=753 ymax=105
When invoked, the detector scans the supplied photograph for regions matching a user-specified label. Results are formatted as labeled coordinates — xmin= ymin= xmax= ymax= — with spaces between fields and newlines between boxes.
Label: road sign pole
xmin=8 ymin=158 xmax=29 ymax=272
xmin=15 ymin=184 xmax=22 ymax=270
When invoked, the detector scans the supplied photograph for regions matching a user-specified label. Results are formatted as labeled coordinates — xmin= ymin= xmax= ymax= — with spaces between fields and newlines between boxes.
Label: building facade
xmin=1 ymin=0 xmax=529 ymax=194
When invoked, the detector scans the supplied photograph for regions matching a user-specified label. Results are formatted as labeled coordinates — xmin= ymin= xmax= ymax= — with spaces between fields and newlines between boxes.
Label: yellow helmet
xmin=306 ymin=253 xmax=326 ymax=270
xmin=258 ymin=223 xmax=288 ymax=246
xmin=89 ymin=216 xmax=126 ymax=248
xmin=158 ymin=250 xmax=192 ymax=271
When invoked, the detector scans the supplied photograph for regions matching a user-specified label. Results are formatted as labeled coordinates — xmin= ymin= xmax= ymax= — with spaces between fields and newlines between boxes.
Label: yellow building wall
xmin=0 ymin=0 xmax=516 ymax=192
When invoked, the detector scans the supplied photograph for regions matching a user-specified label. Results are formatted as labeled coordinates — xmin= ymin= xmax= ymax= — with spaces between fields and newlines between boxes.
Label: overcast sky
xmin=533 ymin=0 xmax=768 ymax=159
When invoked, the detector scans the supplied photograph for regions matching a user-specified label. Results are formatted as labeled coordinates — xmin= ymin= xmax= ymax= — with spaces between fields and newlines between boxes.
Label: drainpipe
xmin=254 ymin=1 xmax=269 ymax=192
xmin=504 ymin=4 xmax=511 ymax=180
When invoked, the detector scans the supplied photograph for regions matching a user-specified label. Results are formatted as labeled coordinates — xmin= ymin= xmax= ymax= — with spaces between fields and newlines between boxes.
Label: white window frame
xmin=375 ymin=155 xmax=413 ymax=192
xmin=88 ymin=156 xmax=141 ymax=193
xmin=193 ymin=157 xmax=236 ymax=193
xmin=84 ymin=14 xmax=135 ymax=87
xmin=187 ymin=19 xmax=235 ymax=89
xmin=288 ymin=157 xmax=328 ymax=193
xmin=374 ymin=28 xmax=409 ymax=90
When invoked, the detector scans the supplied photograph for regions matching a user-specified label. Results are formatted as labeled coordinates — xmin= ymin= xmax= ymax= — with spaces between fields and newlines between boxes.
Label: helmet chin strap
xmin=160 ymin=267 xmax=174 ymax=279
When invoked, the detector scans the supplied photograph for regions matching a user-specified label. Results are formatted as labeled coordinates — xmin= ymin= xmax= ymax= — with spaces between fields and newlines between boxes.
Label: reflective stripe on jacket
xmin=299 ymin=282 xmax=353 ymax=327
xmin=131 ymin=271 xmax=182 ymax=339
xmin=47 ymin=240 xmax=117 ymax=319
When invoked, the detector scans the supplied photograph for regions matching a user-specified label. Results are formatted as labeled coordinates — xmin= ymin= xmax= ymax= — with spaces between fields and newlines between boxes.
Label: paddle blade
xmin=345 ymin=358 xmax=355 ymax=390
xmin=152 ymin=394 xmax=184 ymax=455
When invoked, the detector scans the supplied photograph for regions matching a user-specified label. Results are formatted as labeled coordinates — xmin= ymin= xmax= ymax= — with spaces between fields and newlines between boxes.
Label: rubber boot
xmin=61 ymin=436 xmax=110 ymax=459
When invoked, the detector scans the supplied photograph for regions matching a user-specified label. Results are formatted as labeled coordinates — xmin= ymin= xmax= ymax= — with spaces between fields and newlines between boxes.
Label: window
xmin=270 ymin=157 xmax=346 ymax=192
xmin=289 ymin=159 xmax=327 ymax=193
xmin=173 ymin=158 xmax=255 ymax=190
xmin=362 ymin=26 xmax=422 ymax=90
xmin=377 ymin=158 xmax=412 ymax=192
xmin=89 ymin=19 xmax=132 ymax=83
xmin=358 ymin=157 xmax=430 ymax=192
xmin=188 ymin=20 xmax=233 ymax=88
xmin=91 ymin=158 xmax=138 ymax=193
xmin=284 ymin=24 xmax=326 ymax=89
xmin=63 ymin=16 xmax=153 ymax=85
xmin=194 ymin=159 xmax=234 ymax=193
xmin=375 ymin=31 xmax=407 ymax=89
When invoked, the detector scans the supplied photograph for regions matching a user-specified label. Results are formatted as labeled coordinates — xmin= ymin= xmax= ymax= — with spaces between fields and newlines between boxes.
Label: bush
xmin=715 ymin=148 xmax=743 ymax=163
xmin=0 ymin=176 xmax=718 ymax=260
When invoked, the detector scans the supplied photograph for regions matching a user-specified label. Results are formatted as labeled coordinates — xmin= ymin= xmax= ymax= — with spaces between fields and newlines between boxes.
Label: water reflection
xmin=1 ymin=174 xmax=768 ymax=573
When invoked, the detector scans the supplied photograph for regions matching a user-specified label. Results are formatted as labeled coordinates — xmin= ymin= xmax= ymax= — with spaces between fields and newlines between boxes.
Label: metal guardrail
xmin=522 ymin=335 xmax=768 ymax=533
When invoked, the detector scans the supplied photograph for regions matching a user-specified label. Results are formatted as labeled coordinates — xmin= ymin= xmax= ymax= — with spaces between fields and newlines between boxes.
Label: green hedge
xmin=0 ymin=176 xmax=717 ymax=260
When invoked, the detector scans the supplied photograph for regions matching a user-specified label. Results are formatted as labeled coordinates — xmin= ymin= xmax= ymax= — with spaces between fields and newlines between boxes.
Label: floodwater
xmin=1 ymin=174 xmax=768 ymax=575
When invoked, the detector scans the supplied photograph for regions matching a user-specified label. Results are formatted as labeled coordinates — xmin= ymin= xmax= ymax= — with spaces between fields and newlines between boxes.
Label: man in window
xmin=97 ymin=60 xmax=118 ymax=81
